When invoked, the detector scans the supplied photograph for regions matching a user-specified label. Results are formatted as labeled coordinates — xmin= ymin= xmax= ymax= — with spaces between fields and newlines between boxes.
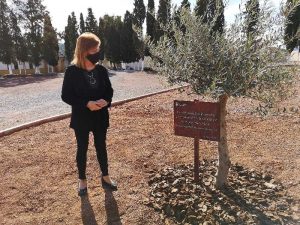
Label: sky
xmin=42 ymin=0 xmax=282 ymax=33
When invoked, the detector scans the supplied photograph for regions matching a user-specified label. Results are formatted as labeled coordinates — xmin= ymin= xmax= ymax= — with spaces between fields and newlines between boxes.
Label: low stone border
xmin=0 ymin=73 xmax=60 ymax=78
xmin=0 ymin=85 xmax=189 ymax=138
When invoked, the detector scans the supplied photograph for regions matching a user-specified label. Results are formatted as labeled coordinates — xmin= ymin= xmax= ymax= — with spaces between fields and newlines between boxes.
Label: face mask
xmin=86 ymin=50 xmax=101 ymax=64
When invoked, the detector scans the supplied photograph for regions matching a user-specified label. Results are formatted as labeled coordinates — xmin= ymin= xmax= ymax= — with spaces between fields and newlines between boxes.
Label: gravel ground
xmin=0 ymin=71 xmax=171 ymax=131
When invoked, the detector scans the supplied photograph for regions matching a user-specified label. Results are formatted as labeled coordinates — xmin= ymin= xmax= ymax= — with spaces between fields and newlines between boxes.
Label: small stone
xmin=172 ymin=179 xmax=180 ymax=186
xmin=264 ymin=182 xmax=277 ymax=189
xmin=292 ymin=213 xmax=300 ymax=220
xmin=214 ymin=205 xmax=221 ymax=211
xmin=201 ymin=205 xmax=207 ymax=212
xmin=204 ymin=182 xmax=211 ymax=186
xmin=171 ymin=188 xmax=178 ymax=193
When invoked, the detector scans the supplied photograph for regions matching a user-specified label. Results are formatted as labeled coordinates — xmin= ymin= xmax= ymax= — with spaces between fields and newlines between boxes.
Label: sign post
xmin=174 ymin=100 xmax=220 ymax=182
xmin=194 ymin=138 xmax=199 ymax=182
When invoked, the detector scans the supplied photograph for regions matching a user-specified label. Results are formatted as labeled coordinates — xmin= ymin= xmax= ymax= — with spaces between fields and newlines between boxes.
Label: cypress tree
xmin=180 ymin=0 xmax=191 ymax=10
xmin=79 ymin=12 xmax=85 ymax=34
xmin=284 ymin=2 xmax=300 ymax=52
xmin=0 ymin=0 xmax=13 ymax=72
xmin=100 ymin=15 xmax=129 ymax=67
xmin=22 ymin=0 xmax=46 ymax=73
xmin=133 ymin=0 xmax=146 ymax=35
xmin=213 ymin=0 xmax=224 ymax=34
xmin=156 ymin=0 xmax=171 ymax=40
xmin=98 ymin=17 xmax=105 ymax=60
xmin=64 ymin=18 xmax=71 ymax=64
xmin=10 ymin=10 xmax=28 ymax=74
xmin=195 ymin=0 xmax=209 ymax=21
xmin=173 ymin=0 xmax=191 ymax=34
xmin=64 ymin=12 xmax=78 ymax=63
xmin=106 ymin=16 xmax=123 ymax=68
xmin=244 ymin=0 xmax=260 ymax=41
xmin=157 ymin=0 xmax=171 ymax=25
xmin=85 ymin=8 xmax=98 ymax=34
xmin=121 ymin=11 xmax=139 ymax=63
xmin=146 ymin=0 xmax=156 ymax=42
xmin=42 ymin=14 xmax=59 ymax=72
xmin=100 ymin=15 xmax=114 ymax=62
xmin=195 ymin=0 xmax=224 ymax=34
xmin=174 ymin=0 xmax=191 ymax=25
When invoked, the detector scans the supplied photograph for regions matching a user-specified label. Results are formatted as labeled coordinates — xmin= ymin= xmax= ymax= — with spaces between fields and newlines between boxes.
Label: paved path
xmin=0 ymin=71 xmax=172 ymax=130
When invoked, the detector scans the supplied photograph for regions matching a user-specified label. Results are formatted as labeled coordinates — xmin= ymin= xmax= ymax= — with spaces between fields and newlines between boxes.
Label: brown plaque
xmin=174 ymin=100 xmax=220 ymax=141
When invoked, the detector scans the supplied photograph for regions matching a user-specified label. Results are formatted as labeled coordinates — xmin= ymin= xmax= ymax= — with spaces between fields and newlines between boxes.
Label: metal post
xmin=194 ymin=138 xmax=199 ymax=182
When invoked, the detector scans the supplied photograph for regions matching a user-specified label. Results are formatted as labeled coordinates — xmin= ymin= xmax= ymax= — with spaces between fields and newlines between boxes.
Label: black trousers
xmin=74 ymin=128 xmax=108 ymax=179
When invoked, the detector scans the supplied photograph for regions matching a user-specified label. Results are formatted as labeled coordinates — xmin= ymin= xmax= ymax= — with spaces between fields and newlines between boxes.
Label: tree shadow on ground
xmin=105 ymin=190 xmax=122 ymax=225
xmin=0 ymin=74 xmax=60 ymax=88
xmin=80 ymin=195 xmax=98 ymax=225
xmin=213 ymin=185 xmax=277 ymax=225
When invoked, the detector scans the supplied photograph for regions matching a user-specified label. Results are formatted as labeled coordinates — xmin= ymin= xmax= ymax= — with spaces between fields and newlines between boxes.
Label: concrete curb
xmin=0 ymin=85 xmax=189 ymax=138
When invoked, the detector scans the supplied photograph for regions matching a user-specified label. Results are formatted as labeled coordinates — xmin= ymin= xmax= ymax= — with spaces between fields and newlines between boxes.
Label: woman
xmin=61 ymin=32 xmax=117 ymax=196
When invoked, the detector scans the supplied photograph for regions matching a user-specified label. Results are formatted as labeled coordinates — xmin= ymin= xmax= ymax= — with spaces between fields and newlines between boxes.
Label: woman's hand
xmin=95 ymin=99 xmax=108 ymax=108
xmin=86 ymin=101 xmax=102 ymax=111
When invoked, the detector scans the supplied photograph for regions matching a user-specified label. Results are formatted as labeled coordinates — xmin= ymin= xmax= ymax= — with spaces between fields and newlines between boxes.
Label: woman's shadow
xmin=104 ymin=190 xmax=122 ymax=225
xmin=80 ymin=190 xmax=122 ymax=225
xmin=80 ymin=195 xmax=98 ymax=225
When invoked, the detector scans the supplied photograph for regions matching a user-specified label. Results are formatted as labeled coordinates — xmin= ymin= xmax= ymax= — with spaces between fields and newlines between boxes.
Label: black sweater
xmin=61 ymin=64 xmax=113 ymax=131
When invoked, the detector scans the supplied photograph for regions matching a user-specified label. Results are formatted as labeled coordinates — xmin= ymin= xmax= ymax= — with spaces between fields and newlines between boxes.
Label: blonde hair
xmin=71 ymin=32 xmax=101 ymax=69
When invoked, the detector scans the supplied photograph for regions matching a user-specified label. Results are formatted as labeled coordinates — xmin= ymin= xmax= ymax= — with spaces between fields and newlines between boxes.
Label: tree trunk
xmin=23 ymin=62 xmax=26 ymax=75
xmin=216 ymin=94 xmax=231 ymax=189
xmin=35 ymin=66 xmax=40 ymax=74
xmin=7 ymin=65 xmax=12 ymax=74
xmin=18 ymin=61 xmax=21 ymax=75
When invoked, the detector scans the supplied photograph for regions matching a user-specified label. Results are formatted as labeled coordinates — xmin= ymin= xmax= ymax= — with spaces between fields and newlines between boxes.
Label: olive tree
xmin=146 ymin=1 xmax=296 ymax=189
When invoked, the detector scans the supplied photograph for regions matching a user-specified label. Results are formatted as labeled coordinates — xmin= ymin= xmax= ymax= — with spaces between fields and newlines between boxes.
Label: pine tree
xmin=64 ymin=12 xmax=78 ymax=63
xmin=85 ymin=8 xmax=98 ymax=34
xmin=22 ymin=0 xmax=46 ymax=73
xmin=156 ymin=0 xmax=171 ymax=40
xmin=146 ymin=0 xmax=156 ymax=42
xmin=194 ymin=0 xmax=224 ymax=34
xmin=79 ymin=13 xmax=85 ymax=34
xmin=133 ymin=0 xmax=146 ymax=35
xmin=244 ymin=0 xmax=260 ymax=41
xmin=10 ymin=10 xmax=28 ymax=74
xmin=0 ymin=0 xmax=13 ymax=72
xmin=42 ymin=14 xmax=59 ymax=72
xmin=121 ymin=11 xmax=140 ymax=63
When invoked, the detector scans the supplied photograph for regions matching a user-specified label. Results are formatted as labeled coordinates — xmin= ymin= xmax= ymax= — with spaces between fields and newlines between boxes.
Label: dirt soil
xmin=0 ymin=77 xmax=299 ymax=225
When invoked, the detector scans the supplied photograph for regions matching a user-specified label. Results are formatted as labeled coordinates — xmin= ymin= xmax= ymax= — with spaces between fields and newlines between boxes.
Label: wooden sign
xmin=174 ymin=100 xmax=220 ymax=182
xmin=174 ymin=100 xmax=220 ymax=142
